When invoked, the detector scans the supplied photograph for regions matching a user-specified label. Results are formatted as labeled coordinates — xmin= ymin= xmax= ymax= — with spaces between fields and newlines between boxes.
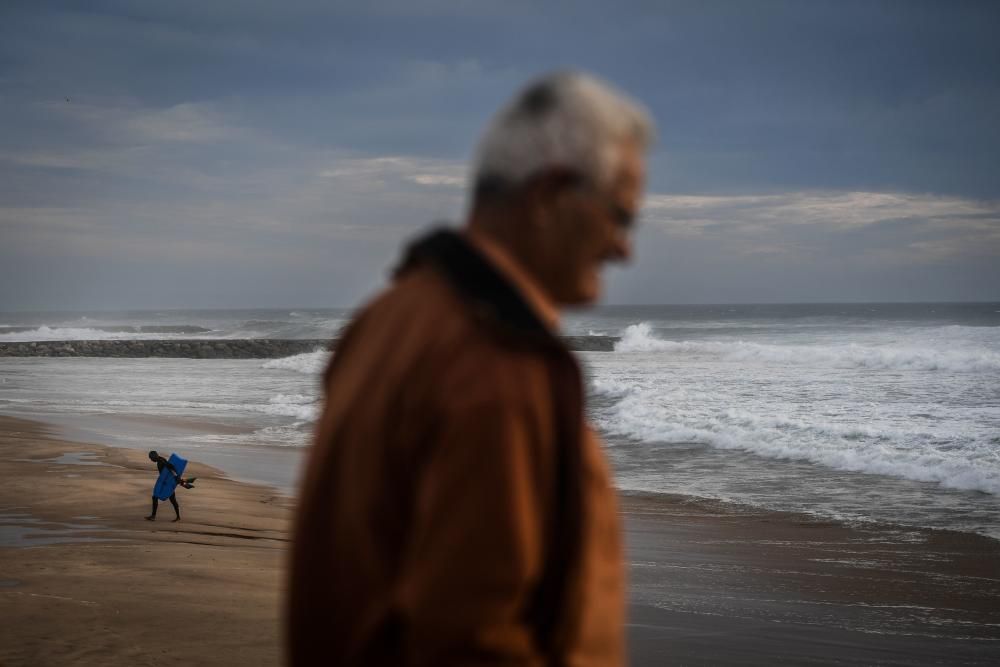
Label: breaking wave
xmin=614 ymin=323 xmax=1000 ymax=372
xmin=0 ymin=325 xmax=214 ymax=341
xmin=262 ymin=350 xmax=330 ymax=376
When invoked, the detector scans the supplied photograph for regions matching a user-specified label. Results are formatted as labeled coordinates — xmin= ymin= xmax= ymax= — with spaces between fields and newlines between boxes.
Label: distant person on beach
xmin=288 ymin=72 xmax=653 ymax=665
xmin=145 ymin=450 xmax=195 ymax=522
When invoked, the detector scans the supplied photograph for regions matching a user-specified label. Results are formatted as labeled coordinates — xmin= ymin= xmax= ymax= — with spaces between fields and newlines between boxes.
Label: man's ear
xmin=529 ymin=166 xmax=583 ymax=197
xmin=522 ymin=167 xmax=583 ymax=228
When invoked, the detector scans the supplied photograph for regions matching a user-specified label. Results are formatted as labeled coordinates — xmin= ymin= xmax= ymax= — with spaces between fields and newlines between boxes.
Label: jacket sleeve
xmin=397 ymin=393 xmax=552 ymax=666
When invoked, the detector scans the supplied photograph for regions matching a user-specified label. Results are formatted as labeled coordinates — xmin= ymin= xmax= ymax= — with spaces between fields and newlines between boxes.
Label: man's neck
xmin=465 ymin=225 xmax=561 ymax=331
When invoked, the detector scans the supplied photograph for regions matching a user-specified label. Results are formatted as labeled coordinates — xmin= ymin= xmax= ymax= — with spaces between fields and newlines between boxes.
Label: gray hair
xmin=472 ymin=71 xmax=654 ymax=202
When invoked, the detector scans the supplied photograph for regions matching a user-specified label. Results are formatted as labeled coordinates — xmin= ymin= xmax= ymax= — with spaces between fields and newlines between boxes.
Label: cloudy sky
xmin=2 ymin=0 xmax=998 ymax=310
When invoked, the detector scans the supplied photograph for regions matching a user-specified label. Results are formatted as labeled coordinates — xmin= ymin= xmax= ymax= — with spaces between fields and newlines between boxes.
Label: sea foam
xmin=261 ymin=393 xmax=320 ymax=421
xmin=592 ymin=375 xmax=1000 ymax=495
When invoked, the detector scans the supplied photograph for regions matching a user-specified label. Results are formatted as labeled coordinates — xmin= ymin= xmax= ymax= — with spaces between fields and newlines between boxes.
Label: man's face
xmin=530 ymin=140 xmax=645 ymax=305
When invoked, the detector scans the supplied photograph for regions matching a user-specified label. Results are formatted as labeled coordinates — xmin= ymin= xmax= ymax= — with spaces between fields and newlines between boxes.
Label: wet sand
xmin=0 ymin=416 xmax=291 ymax=666
xmin=1 ymin=415 xmax=999 ymax=665
xmin=623 ymin=494 xmax=1000 ymax=665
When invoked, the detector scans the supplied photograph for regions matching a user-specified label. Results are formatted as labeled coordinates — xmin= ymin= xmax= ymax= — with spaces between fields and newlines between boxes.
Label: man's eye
xmin=610 ymin=204 xmax=635 ymax=229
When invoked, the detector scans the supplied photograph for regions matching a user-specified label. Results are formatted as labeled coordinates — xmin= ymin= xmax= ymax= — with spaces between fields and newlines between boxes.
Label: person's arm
xmin=161 ymin=458 xmax=182 ymax=481
xmin=396 ymin=394 xmax=552 ymax=666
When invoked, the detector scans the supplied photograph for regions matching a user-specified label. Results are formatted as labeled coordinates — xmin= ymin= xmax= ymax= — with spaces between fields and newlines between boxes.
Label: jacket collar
xmin=396 ymin=227 xmax=560 ymax=344
xmin=465 ymin=229 xmax=560 ymax=332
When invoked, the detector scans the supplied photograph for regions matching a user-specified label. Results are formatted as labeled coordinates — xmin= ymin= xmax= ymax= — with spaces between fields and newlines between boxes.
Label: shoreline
xmin=18 ymin=407 xmax=1000 ymax=545
xmin=2 ymin=415 xmax=999 ymax=665
xmin=24 ymin=405 xmax=1000 ymax=545
xmin=5 ymin=409 xmax=306 ymax=496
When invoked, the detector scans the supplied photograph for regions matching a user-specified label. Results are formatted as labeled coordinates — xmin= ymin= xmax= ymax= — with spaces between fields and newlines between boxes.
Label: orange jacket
xmin=287 ymin=230 xmax=624 ymax=666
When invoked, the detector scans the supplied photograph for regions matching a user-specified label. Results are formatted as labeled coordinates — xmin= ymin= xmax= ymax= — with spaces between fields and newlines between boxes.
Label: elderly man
xmin=288 ymin=72 xmax=653 ymax=666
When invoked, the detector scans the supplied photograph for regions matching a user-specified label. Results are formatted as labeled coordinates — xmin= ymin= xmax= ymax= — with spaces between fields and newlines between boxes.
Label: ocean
xmin=2 ymin=303 xmax=998 ymax=540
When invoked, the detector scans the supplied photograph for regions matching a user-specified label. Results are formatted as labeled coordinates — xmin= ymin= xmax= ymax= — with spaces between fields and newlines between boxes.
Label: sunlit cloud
xmin=318 ymin=155 xmax=467 ymax=188
xmin=641 ymin=191 xmax=1000 ymax=263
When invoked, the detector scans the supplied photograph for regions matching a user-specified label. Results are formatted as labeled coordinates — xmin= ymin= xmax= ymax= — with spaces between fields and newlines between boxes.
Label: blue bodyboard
xmin=153 ymin=453 xmax=188 ymax=500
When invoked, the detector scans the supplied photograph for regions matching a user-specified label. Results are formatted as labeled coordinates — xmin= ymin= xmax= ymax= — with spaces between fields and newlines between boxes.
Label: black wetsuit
xmin=149 ymin=455 xmax=181 ymax=519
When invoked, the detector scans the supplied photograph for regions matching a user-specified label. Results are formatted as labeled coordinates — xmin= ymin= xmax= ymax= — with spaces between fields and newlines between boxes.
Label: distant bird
xmin=65 ymin=97 xmax=70 ymax=102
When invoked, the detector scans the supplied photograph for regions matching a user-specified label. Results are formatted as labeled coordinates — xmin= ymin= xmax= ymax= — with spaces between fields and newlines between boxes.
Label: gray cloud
xmin=607 ymin=191 xmax=1000 ymax=304
xmin=1 ymin=1 xmax=998 ymax=309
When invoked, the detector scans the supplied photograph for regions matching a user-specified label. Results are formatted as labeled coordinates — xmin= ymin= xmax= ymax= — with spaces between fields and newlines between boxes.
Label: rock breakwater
xmin=0 ymin=336 xmax=617 ymax=358
xmin=0 ymin=339 xmax=329 ymax=359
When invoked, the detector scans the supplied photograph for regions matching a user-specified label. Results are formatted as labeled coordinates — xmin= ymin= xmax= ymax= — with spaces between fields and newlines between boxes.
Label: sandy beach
xmin=0 ymin=416 xmax=291 ymax=666
xmin=2 ymin=414 xmax=999 ymax=666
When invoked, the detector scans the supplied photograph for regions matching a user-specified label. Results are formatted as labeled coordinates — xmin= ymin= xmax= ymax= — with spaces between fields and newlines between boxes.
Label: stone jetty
xmin=0 ymin=336 xmax=618 ymax=358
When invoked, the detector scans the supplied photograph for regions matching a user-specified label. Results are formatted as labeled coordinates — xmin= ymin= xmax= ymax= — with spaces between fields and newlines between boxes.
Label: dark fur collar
xmin=397 ymin=227 xmax=556 ymax=343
